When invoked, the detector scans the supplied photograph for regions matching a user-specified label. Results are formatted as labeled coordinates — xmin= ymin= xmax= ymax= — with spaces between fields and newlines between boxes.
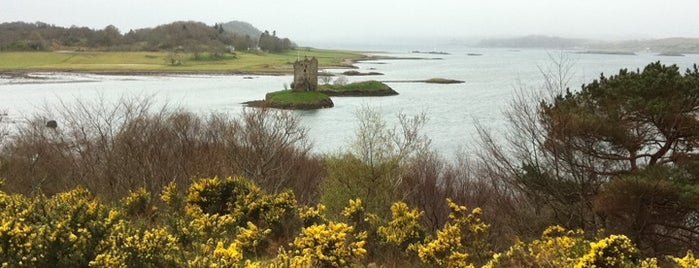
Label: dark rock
xmin=46 ymin=120 xmax=58 ymax=129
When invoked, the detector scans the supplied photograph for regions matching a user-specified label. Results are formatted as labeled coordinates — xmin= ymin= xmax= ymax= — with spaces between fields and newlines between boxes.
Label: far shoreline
xmin=0 ymin=48 xmax=365 ymax=78
xmin=0 ymin=49 xmax=446 ymax=79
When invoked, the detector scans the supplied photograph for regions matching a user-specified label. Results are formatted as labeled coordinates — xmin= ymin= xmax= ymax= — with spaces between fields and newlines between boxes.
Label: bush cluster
xmin=2 ymin=176 xmax=698 ymax=267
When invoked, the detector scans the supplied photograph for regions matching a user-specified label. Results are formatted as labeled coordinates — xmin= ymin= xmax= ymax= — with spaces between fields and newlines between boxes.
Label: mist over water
xmin=2 ymin=45 xmax=699 ymax=157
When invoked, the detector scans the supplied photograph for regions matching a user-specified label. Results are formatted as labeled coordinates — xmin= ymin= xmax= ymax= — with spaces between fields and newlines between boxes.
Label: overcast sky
xmin=3 ymin=0 xmax=699 ymax=46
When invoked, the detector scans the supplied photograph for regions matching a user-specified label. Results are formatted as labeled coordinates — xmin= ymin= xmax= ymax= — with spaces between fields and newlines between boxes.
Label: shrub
xmin=287 ymin=221 xmax=367 ymax=267
xmin=575 ymin=234 xmax=640 ymax=268
xmin=185 ymin=176 xmax=300 ymax=243
xmin=90 ymin=222 xmax=183 ymax=267
xmin=378 ymin=201 xmax=426 ymax=251
xmin=416 ymin=199 xmax=491 ymax=267
xmin=670 ymin=251 xmax=699 ymax=268
xmin=121 ymin=187 xmax=156 ymax=219
xmin=483 ymin=225 xmax=588 ymax=267
xmin=0 ymin=187 xmax=119 ymax=267
xmin=0 ymin=180 xmax=694 ymax=267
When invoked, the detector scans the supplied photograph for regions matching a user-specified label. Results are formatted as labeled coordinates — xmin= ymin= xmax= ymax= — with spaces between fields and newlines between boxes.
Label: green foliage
xmin=321 ymin=107 xmax=430 ymax=219
xmin=258 ymin=30 xmax=294 ymax=53
xmin=541 ymin=62 xmax=699 ymax=174
xmin=594 ymin=166 xmax=699 ymax=254
xmin=322 ymin=153 xmax=400 ymax=217
xmin=522 ymin=61 xmax=699 ymax=254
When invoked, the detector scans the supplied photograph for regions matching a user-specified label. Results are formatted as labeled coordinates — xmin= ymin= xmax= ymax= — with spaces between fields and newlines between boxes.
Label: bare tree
xmin=227 ymin=108 xmax=312 ymax=193
xmin=0 ymin=97 xmax=323 ymax=203
xmin=473 ymin=52 xmax=598 ymax=237
xmin=0 ymin=110 xmax=7 ymax=180
xmin=333 ymin=75 xmax=348 ymax=86
xmin=319 ymin=73 xmax=333 ymax=85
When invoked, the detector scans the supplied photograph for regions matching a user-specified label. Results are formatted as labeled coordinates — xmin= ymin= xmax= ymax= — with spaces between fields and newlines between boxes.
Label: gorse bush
xmin=286 ymin=221 xmax=367 ymax=267
xmin=1 ymin=175 xmax=698 ymax=267
xmin=415 ymin=199 xmax=491 ymax=267
xmin=378 ymin=201 xmax=426 ymax=251
xmin=0 ymin=187 xmax=118 ymax=267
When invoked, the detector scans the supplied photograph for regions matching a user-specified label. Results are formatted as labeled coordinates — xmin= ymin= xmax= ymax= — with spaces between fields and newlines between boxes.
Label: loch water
xmin=2 ymin=46 xmax=699 ymax=156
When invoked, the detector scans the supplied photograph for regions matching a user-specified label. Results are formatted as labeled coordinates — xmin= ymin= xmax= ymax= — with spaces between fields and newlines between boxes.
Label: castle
xmin=291 ymin=57 xmax=318 ymax=91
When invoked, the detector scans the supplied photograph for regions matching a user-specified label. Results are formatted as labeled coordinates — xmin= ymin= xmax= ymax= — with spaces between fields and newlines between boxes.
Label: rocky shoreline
xmin=243 ymin=98 xmax=334 ymax=110
xmin=319 ymin=88 xmax=398 ymax=97
xmin=381 ymin=78 xmax=464 ymax=84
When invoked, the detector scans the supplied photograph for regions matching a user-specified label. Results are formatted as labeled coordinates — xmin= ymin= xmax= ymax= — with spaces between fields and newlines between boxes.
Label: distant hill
xmin=478 ymin=35 xmax=699 ymax=54
xmin=595 ymin=38 xmax=699 ymax=54
xmin=478 ymin=35 xmax=588 ymax=49
xmin=221 ymin=21 xmax=261 ymax=38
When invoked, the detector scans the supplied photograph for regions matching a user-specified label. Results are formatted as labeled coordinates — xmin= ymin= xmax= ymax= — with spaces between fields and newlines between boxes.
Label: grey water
xmin=2 ymin=46 xmax=699 ymax=156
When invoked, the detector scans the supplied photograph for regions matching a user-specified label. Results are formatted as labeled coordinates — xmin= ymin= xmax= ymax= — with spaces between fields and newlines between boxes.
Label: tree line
xmin=0 ymin=21 xmax=296 ymax=53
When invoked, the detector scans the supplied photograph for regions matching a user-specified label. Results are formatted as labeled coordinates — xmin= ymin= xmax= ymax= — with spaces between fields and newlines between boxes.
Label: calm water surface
xmin=2 ymin=47 xmax=699 ymax=156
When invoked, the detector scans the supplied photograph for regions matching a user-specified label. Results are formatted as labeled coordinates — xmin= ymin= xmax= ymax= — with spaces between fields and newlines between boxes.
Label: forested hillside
xmin=0 ymin=20 xmax=295 ymax=53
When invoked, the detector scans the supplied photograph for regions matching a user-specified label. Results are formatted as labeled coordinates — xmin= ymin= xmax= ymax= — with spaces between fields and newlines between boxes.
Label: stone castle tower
xmin=291 ymin=57 xmax=318 ymax=91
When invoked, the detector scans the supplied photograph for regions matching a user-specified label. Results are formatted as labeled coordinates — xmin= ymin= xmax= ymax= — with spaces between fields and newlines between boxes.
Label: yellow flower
xmin=575 ymin=234 xmax=639 ymax=268
xmin=670 ymin=250 xmax=699 ymax=268
xmin=416 ymin=199 xmax=489 ymax=268
xmin=378 ymin=201 xmax=426 ymax=250
xmin=288 ymin=221 xmax=366 ymax=267
xmin=68 ymin=233 xmax=78 ymax=242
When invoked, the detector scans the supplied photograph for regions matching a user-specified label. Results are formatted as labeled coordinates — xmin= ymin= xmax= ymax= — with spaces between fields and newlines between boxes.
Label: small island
xmin=260 ymin=90 xmax=333 ymax=109
xmin=576 ymin=50 xmax=636 ymax=56
xmin=424 ymin=78 xmax=464 ymax=84
xmin=247 ymin=58 xmax=399 ymax=109
xmin=658 ymin=52 xmax=685 ymax=57
xmin=380 ymin=78 xmax=464 ymax=84
xmin=342 ymin=70 xmax=384 ymax=76
xmin=246 ymin=57 xmax=334 ymax=110
xmin=411 ymin=50 xmax=450 ymax=55
xmin=318 ymin=80 xmax=398 ymax=96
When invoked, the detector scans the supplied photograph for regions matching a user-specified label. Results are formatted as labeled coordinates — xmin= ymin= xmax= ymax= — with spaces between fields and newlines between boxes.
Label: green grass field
xmin=262 ymin=90 xmax=334 ymax=109
xmin=0 ymin=48 xmax=364 ymax=74
xmin=265 ymin=90 xmax=330 ymax=103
